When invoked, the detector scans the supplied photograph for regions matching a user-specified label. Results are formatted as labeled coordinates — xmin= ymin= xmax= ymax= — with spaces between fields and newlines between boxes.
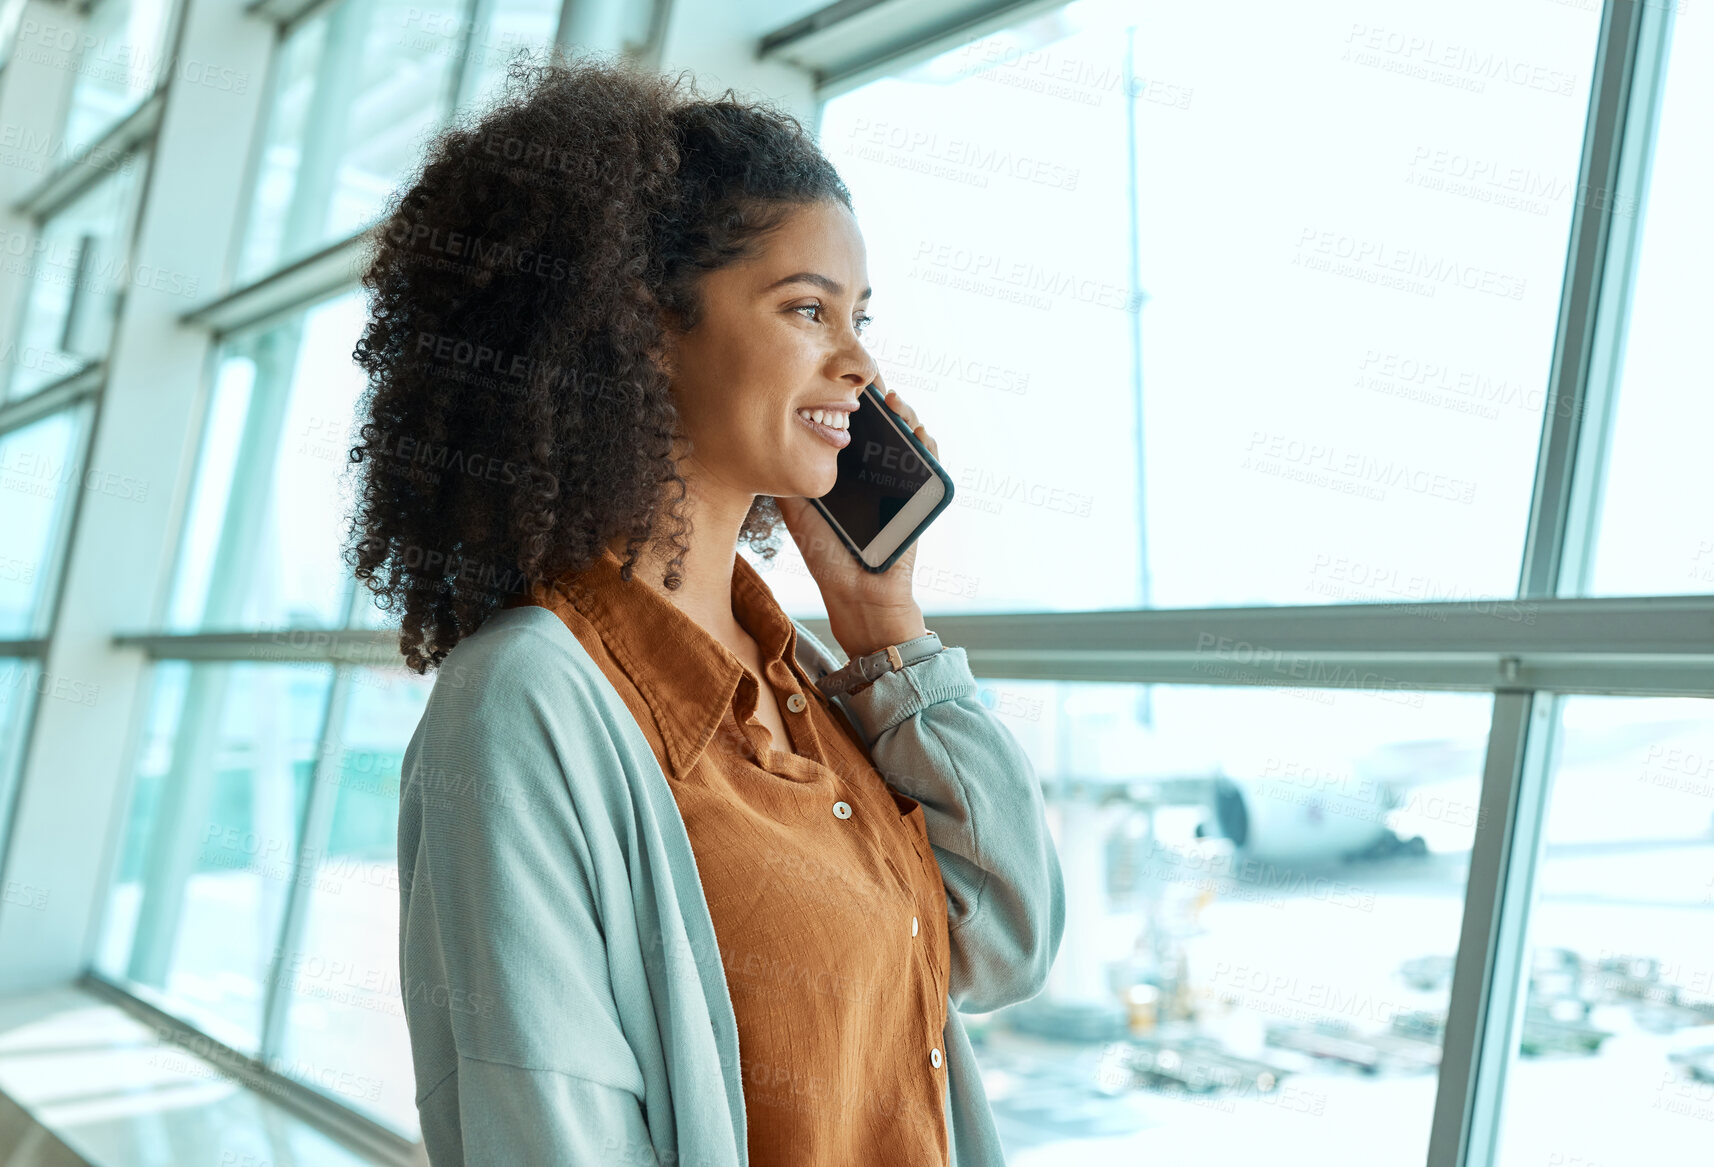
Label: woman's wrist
xmin=829 ymin=608 xmax=929 ymax=661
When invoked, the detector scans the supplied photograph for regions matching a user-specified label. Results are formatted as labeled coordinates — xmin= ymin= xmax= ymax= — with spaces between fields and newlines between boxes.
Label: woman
xmin=347 ymin=51 xmax=1064 ymax=1166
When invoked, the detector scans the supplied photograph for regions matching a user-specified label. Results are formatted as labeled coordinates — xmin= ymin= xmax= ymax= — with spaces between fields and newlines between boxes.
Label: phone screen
xmin=815 ymin=387 xmax=937 ymax=550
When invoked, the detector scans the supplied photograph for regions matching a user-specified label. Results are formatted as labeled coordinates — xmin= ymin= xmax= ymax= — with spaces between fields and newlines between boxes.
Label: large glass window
xmin=59 ymin=0 xmax=176 ymax=155
xmin=1576 ymin=6 xmax=1711 ymax=598
xmin=1495 ymin=696 xmax=1714 ymax=1166
xmin=0 ymin=657 xmax=43 ymax=875
xmin=234 ymin=0 xmax=558 ymax=284
xmin=0 ymin=405 xmax=94 ymax=636
xmin=971 ymin=678 xmax=1490 ymax=1166
xmin=4 ymin=158 xmax=147 ymax=401
xmin=812 ymin=0 xmax=1600 ymax=615
xmin=96 ymin=661 xmax=335 ymax=1052
xmin=166 ymin=291 xmax=369 ymax=632
xmin=96 ymin=278 xmax=436 ymax=1134
xmin=95 ymin=658 xmax=432 ymax=1132
xmin=272 ymin=666 xmax=432 ymax=1132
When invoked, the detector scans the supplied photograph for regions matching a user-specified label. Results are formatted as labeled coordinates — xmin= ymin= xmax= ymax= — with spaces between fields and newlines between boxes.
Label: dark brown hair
xmin=345 ymin=50 xmax=853 ymax=673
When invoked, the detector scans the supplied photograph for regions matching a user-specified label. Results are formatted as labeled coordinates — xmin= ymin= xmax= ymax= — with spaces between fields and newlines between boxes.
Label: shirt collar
xmin=541 ymin=545 xmax=806 ymax=776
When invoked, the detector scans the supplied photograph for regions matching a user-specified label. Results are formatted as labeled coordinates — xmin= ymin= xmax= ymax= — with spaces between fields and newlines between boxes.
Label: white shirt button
xmin=832 ymin=801 xmax=852 ymax=819
xmin=786 ymin=692 xmax=807 ymax=713
xmin=930 ymin=1047 xmax=942 ymax=1068
xmin=911 ymin=916 xmax=919 ymax=936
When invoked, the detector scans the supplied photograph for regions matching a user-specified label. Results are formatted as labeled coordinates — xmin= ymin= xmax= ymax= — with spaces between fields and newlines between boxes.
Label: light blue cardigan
xmin=398 ymin=602 xmax=1066 ymax=1166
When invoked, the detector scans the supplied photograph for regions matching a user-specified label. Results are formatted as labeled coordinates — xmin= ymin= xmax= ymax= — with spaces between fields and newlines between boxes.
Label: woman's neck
xmin=605 ymin=478 xmax=757 ymax=646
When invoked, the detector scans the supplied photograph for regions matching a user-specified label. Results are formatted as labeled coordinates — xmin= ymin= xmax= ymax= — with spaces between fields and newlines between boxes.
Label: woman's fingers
xmin=883 ymin=388 xmax=915 ymax=427
xmin=884 ymin=388 xmax=937 ymax=458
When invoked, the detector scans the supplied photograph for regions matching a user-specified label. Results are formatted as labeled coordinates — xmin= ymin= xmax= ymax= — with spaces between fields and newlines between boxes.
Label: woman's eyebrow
xmin=762 ymin=272 xmax=872 ymax=301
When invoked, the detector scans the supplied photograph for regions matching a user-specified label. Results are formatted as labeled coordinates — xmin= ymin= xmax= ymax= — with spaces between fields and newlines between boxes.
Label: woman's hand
xmin=775 ymin=374 xmax=939 ymax=660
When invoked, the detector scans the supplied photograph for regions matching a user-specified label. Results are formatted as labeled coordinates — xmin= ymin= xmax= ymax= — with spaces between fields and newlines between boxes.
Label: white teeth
xmin=798 ymin=408 xmax=849 ymax=430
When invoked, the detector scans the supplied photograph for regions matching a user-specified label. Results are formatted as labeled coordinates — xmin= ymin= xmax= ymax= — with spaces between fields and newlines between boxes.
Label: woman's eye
xmin=794 ymin=303 xmax=874 ymax=335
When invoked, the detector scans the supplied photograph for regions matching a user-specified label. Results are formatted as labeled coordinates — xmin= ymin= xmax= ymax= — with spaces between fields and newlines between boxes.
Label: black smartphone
xmin=807 ymin=382 xmax=956 ymax=574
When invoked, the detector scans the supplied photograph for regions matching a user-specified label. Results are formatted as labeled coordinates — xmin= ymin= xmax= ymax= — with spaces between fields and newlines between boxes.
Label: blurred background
xmin=0 ymin=0 xmax=1710 ymax=1164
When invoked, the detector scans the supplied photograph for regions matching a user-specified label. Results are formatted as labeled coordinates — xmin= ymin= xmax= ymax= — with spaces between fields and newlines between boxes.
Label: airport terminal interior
xmin=0 ymin=0 xmax=1710 ymax=1164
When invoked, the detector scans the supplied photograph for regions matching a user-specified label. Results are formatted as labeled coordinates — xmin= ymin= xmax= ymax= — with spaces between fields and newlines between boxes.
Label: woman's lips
xmin=795 ymin=410 xmax=851 ymax=449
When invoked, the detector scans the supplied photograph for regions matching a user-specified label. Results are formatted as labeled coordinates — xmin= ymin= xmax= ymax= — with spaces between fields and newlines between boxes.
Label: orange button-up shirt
xmin=519 ymin=545 xmax=952 ymax=1166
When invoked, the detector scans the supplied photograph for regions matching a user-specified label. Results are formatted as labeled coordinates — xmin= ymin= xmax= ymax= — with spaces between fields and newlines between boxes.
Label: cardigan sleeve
xmin=398 ymin=634 xmax=660 ymax=1166
xmin=798 ymin=627 xmax=1067 ymax=1016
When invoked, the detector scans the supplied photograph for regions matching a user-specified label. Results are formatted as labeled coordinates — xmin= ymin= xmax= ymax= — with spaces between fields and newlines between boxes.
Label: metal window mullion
xmin=219 ymin=10 xmax=290 ymax=298
xmin=1439 ymin=4 xmax=1672 ymax=1167
xmin=187 ymin=233 xmax=368 ymax=337
xmin=1556 ymin=3 xmax=1677 ymax=598
xmin=0 ymin=391 xmax=99 ymax=881
xmin=447 ymin=0 xmax=494 ymax=113
xmin=620 ymin=0 xmax=674 ymax=71
xmin=1428 ymin=691 xmax=1563 ymax=1167
xmin=276 ymin=0 xmax=370 ymax=265
xmin=258 ymin=662 xmax=355 ymax=1060
xmin=256 ymin=522 xmax=374 ymax=1058
xmin=24 ymin=391 xmax=98 ymax=646
xmin=0 ymin=363 xmax=104 ymax=439
xmin=554 ymin=0 xmax=635 ymax=59
xmin=262 ymin=0 xmax=344 ymax=36
xmin=0 ymin=660 xmax=48 ymax=887
xmin=1516 ymin=0 xmax=1655 ymax=602
xmin=9 ymin=93 xmax=163 ymax=221
xmin=771 ymin=0 xmax=1066 ymax=100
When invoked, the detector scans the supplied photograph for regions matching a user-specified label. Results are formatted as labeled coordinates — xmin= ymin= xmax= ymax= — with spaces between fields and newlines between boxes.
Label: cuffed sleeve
xmin=398 ymin=632 xmax=658 ymax=1165
xmin=824 ymin=643 xmax=1066 ymax=1016
xmin=412 ymin=1054 xmax=657 ymax=1167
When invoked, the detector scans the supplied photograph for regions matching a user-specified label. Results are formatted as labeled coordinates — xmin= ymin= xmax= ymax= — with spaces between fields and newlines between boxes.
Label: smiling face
xmin=661 ymin=198 xmax=878 ymax=502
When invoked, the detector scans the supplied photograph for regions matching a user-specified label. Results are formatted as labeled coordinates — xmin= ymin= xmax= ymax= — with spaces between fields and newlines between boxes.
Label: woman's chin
xmin=785 ymin=460 xmax=840 ymax=501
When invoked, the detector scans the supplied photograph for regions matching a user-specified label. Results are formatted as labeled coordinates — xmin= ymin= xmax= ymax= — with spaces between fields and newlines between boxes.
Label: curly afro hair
xmin=345 ymin=50 xmax=854 ymax=673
